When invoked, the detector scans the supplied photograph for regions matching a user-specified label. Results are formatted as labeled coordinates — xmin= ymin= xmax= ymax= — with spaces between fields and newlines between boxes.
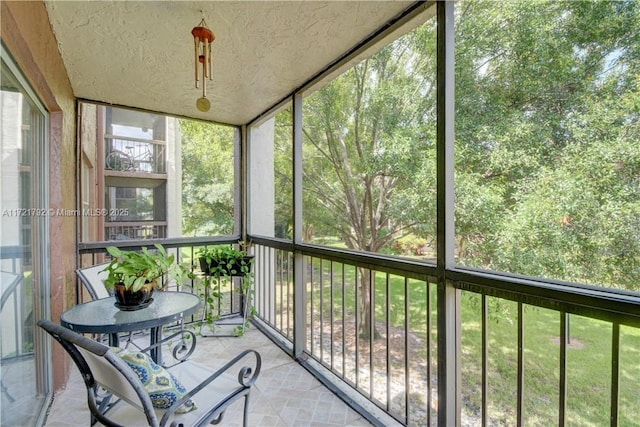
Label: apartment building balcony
xmin=104 ymin=221 xmax=167 ymax=241
xmin=2 ymin=1 xmax=639 ymax=426
xmin=43 ymin=326 xmax=374 ymax=427
xmin=70 ymin=237 xmax=640 ymax=426
xmin=104 ymin=135 xmax=168 ymax=185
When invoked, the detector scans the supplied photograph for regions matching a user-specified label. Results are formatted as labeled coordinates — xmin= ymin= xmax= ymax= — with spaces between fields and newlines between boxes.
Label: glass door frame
xmin=1 ymin=42 xmax=52 ymax=427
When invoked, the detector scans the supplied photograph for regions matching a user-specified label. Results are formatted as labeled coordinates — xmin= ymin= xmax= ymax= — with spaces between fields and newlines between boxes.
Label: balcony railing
xmin=104 ymin=135 xmax=166 ymax=174
xmin=77 ymin=236 xmax=640 ymax=426
xmin=104 ymin=222 xmax=167 ymax=241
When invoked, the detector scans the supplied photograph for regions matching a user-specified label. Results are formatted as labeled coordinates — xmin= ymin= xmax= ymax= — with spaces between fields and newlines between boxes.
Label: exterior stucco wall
xmin=79 ymin=103 xmax=104 ymax=245
xmin=2 ymin=1 xmax=76 ymax=390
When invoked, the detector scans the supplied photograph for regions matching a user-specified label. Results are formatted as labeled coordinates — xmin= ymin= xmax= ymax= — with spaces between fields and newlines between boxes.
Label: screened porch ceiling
xmin=44 ymin=1 xmax=419 ymax=126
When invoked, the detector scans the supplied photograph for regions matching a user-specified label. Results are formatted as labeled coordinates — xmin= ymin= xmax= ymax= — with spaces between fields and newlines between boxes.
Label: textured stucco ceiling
xmin=45 ymin=1 xmax=415 ymax=126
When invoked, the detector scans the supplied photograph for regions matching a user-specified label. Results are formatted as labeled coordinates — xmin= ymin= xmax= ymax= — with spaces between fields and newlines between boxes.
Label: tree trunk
xmin=358 ymin=267 xmax=381 ymax=341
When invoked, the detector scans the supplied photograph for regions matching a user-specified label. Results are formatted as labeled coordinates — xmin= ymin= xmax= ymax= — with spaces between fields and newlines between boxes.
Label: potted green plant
xmin=197 ymin=244 xmax=253 ymax=278
xmin=196 ymin=242 xmax=255 ymax=336
xmin=101 ymin=244 xmax=191 ymax=311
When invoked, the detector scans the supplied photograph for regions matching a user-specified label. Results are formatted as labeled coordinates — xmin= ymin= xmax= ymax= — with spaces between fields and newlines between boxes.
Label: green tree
xmin=180 ymin=120 xmax=236 ymax=236
xmin=273 ymin=107 xmax=294 ymax=239
xmin=303 ymin=33 xmax=437 ymax=337
xmin=454 ymin=0 xmax=640 ymax=290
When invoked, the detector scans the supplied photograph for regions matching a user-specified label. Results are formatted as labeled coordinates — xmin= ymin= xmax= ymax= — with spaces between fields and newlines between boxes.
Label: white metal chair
xmin=38 ymin=319 xmax=261 ymax=427
xmin=76 ymin=263 xmax=112 ymax=300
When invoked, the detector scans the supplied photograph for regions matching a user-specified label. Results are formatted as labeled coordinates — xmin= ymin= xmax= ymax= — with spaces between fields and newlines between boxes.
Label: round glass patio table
xmin=61 ymin=291 xmax=200 ymax=364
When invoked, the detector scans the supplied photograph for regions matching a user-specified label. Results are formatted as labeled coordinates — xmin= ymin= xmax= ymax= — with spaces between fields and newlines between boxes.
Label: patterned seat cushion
xmin=113 ymin=347 xmax=197 ymax=413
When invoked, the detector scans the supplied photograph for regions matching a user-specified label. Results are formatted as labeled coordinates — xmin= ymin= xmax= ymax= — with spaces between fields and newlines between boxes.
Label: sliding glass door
xmin=1 ymin=46 xmax=51 ymax=426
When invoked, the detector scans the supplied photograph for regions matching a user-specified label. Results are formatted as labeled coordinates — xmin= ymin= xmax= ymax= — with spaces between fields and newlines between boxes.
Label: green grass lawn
xmin=303 ymin=260 xmax=640 ymax=425
xmin=461 ymin=299 xmax=640 ymax=426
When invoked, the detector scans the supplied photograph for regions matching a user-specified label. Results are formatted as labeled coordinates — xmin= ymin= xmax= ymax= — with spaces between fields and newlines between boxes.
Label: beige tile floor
xmin=44 ymin=325 xmax=373 ymax=427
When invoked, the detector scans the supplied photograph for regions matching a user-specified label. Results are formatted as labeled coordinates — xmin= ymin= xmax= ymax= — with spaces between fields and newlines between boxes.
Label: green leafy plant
xmin=196 ymin=242 xmax=256 ymax=336
xmin=102 ymin=244 xmax=192 ymax=291
xmin=197 ymin=243 xmax=253 ymax=278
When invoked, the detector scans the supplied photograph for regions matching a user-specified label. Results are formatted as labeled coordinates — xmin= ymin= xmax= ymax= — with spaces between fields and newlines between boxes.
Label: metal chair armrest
xmin=159 ymin=349 xmax=261 ymax=426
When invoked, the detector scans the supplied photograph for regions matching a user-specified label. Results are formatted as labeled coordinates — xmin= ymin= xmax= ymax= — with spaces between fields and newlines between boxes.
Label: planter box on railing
xmin=199 ymin=256 xmax=254 ymax=277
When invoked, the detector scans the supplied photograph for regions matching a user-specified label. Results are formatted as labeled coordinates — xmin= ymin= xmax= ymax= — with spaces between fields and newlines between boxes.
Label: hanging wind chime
xmin=191 ymin=15 xmax=215 ymax=112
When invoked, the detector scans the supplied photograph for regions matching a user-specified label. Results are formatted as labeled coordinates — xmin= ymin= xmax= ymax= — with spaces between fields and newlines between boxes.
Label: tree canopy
xmin=454 ymin=0 xmax=639 ymax=289
xmin=181 ymin=0 xmax=639 ymax=292
xmin=180 ymin=120 xmax=236 ymax=236
xmin=300 ymin=0 xmax=639 ymax=291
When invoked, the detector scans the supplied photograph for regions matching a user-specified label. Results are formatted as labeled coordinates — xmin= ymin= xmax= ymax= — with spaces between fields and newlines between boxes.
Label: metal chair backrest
xmin=76 ymin=263 xmax=111 ymax=300
xmin=37 ymin=319 xmax=159 ymax=426
xmin=38 ymin=319 xmax=261 ymax=427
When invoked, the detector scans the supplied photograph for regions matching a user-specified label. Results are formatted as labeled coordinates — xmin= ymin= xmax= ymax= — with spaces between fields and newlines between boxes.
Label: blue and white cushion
xmin=112 ymin=347 xmax=197 ymax=413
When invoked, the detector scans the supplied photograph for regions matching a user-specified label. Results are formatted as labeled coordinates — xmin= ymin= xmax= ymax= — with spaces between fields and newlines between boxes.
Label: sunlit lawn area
xmin=304 ymin=260 xmax=640 ymax=425
xmin=461 ymin=299 xmax=640 ymax=426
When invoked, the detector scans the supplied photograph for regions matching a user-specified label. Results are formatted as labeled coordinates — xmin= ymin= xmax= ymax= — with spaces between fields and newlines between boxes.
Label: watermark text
xmin=2 ymin=208 xmax=129 ymax=217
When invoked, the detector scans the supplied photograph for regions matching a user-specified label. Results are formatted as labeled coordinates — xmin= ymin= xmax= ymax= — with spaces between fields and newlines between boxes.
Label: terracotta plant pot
xmin=113 ymin=281 xmax=155 ymax=311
